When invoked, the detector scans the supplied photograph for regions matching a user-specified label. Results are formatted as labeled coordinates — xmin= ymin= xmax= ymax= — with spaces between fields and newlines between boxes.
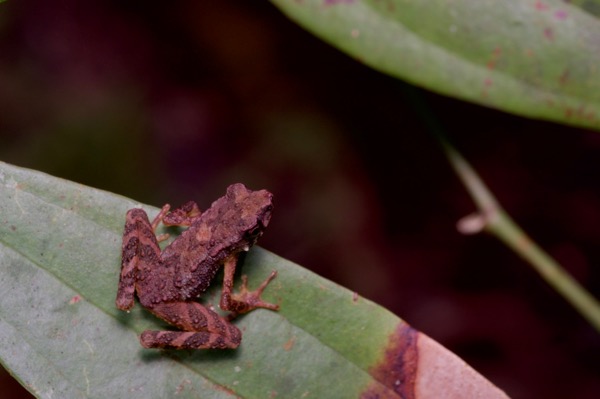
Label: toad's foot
xmin=221 ymin=270 xmax=279 ymax=317
xmin=236 ymin=271 xmax=279 ymax=311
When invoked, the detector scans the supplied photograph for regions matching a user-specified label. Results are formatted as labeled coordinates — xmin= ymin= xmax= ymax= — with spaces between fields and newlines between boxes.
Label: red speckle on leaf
xmin=544 ymin=27 xmax=554 ymax=41
xmin=283 ymin=336 xmax=296 ymax=351
xmin=535 ymin=0 xmax=549 ymax=11
xmin=213 ymin=383 xmax=237 ymax=397
xmin=559 ymin=69 xmax=569 ymax=85
xmin=564 ymin=105 xmax=585 ymax=120
xmin=481 ymin=78 xmax=494 ymax=98
xmin=565 ymin=107 xmax=574 ymax=118
xmin=586 ymin=112 xmax=597 ymax=122
xmin=69 ymin=295 xmax=81 ymax=304
xmin=324 ymin=0 xmax=354 ymax=5
xmin=576 ymin=105 xmax=586 ymax=118
xmin=486 ymin=47 xmax=502 ymax=70
xmin=554 ymin=10 xmax=568 ymax=20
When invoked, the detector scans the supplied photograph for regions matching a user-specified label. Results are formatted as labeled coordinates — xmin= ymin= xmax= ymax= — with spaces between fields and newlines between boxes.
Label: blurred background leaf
xmin=271 ymin=0 xmax=600 ymax=130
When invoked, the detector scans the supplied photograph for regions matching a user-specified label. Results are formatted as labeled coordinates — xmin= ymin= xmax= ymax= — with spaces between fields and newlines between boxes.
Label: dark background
xmin=1 ymin=1 xmax=599 ymax=398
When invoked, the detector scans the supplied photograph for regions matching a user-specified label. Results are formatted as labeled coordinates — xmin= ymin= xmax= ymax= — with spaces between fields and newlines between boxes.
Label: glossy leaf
xmin=270 ymin=0 xmax=600 ymax=130
xmin=0 ymin=161 xmax=507 ymax=398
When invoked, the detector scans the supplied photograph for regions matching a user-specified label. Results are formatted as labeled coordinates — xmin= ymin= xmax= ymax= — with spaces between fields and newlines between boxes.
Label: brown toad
xmin=115 ymin=183 xmax=278 ymax=349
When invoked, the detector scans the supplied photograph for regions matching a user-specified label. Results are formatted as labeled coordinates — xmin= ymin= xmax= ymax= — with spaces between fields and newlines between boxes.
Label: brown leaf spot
xmin=283 ymin=336 xmax=296 ymax=351
xmin=361 ymin=323 xmax=418 ymax=399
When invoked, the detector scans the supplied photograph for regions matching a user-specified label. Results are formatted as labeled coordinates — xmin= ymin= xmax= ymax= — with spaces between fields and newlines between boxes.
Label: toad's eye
xmin=244 ymin=226 xmax=262 ymax=240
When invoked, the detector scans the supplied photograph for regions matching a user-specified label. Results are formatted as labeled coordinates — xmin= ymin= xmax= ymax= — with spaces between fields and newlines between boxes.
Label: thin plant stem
xmin=400 ymin=84 xmax=600 ymax=332
xmin=441 ymin=137 xmax=600 ymax=332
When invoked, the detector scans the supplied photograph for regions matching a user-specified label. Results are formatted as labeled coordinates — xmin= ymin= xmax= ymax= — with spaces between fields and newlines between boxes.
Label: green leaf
xmin=0 ymin=161 xmax=507 ymax=398
xmin=270 ymin=0 xmax=600 ymax=130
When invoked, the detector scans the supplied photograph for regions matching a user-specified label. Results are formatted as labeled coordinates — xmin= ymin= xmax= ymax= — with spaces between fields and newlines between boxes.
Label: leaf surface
xmin=0 ymin=161 xmax=507 ymax=398
xmin=270 ymin=0 xmax=600 ymax=130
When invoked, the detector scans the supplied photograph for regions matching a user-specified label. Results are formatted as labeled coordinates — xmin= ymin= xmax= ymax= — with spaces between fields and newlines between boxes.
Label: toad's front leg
xmin=219 ymin=254 xmax=279 ymax=316
xmin=141 ymin=301 xmax=241 ymax=349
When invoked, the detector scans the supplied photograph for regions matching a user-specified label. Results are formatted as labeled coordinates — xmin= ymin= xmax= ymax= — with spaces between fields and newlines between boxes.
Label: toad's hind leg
xmin=116 ymin=208 xmax=162 ymax=311
xmin=141 ymin=302 xmax=242 ymax=349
